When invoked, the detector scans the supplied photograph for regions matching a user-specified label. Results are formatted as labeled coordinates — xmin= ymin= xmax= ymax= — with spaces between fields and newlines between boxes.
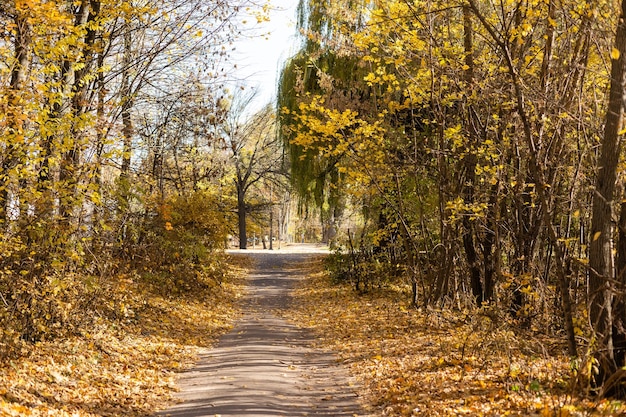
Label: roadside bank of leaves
xmin=289 ymin=260 xmax=626 ymax=416
xmin=0 ymin=254 xmax=247 ymax=417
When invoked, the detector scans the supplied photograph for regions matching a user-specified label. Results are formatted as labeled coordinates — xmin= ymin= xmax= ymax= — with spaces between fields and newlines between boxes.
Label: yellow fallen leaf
xmin=612 ymin=47 xmax=621 ymax=60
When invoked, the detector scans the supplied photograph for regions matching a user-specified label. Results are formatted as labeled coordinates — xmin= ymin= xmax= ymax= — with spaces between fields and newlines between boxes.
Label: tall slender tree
xmin=589 ymin=0 xmax=626 ymax=396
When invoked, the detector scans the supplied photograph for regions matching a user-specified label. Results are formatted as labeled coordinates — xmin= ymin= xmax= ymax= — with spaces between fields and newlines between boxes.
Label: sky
xmin=230 ymin=0 xmax=301 ymax=113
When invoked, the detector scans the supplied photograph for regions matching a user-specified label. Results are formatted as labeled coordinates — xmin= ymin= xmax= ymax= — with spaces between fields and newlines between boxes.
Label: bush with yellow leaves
xmin=0 ymin=190 xmax=232 ymax=361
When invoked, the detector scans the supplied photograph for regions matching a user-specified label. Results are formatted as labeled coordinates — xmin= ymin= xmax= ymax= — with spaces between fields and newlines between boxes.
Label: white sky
xmin=230 ymin=0 xmax=300 ymax=113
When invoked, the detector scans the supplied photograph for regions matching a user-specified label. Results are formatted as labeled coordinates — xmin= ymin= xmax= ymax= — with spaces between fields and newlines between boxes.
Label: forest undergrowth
xmin=0 ymin=255 xmax=248 ymax=417
xmin=289 ymin=258 xmax=626 ymax=417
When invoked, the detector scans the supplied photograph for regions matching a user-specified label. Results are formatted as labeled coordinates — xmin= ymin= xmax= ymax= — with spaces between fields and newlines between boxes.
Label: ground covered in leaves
xmin=0 ymin=256 xmax=248 ymax=417
xmin=288 ymin=260 xmax=626 ymax=416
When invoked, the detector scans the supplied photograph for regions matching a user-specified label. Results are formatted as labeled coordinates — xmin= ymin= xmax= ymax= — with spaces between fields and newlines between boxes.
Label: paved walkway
xmin=156 ymin=245 xmax=367 ymax=417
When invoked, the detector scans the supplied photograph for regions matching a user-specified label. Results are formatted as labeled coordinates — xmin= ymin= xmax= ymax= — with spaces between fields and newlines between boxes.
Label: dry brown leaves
xmin=0 ymin=256 xmax=247 ymax=416
xmin=289 ymin=263 xmax=626 ymax=417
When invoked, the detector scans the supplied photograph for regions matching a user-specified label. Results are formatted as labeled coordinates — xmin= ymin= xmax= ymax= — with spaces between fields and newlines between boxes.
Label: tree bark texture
xmin=589 ymin=0 xmax=626 ymax=396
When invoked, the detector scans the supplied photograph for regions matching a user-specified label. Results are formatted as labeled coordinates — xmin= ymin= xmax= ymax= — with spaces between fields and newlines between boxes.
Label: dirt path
xmin=156 ymin=244 xmax=367 ymax=417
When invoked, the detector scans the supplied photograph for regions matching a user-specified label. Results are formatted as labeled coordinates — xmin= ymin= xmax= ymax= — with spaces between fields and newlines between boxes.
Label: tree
xmin=222 ymin=97 xmax=285 ymax=249
xmin=0 ymin=0 xmax=265 ymax=347
xmin=278 ymin=0 xmax=369 ymax=242
xmin=589 ymin=0 xmax=626 ymax=396
xmin=278 ymin=0 xmax=613 ymax=358
xmin=0 ymin=1 xmax=30 ymax=225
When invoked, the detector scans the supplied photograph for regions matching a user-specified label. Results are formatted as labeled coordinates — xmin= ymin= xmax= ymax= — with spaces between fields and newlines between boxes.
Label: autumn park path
xmin=156 ymin=244 xmax=367 ymax=417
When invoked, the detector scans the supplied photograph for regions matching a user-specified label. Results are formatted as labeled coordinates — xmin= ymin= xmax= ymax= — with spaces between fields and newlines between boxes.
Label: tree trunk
xmin=510 ymin=177 xmax=541 ymax=320
xmin=1 ymin=9 xmax=31 ymax=225
xmin=237 ymin=187 xmax=247 ymax=249
xmin=461 ymin=5 xmax=486 ymax=304
xmin=612 ymin=188 xmax=626 ymax=396
xmin=589 ymin=0 xmax=626 ymax=396
xmin=59 ymin=0 xmax=95 ymax=225
xmin=119 ymin=24 xmax=134 ymax=193
xmin=482 ymin=188 xmax=498 ymax=302
xmin=467 ymin=0 xmax=578 ymax=357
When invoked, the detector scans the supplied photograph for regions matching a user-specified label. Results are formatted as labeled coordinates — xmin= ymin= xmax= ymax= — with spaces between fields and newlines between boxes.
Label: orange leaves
xmin=0 ymin=257 xmax=246 ymax=416
xmin=0 ymin=333 xmax=188 ymax=416
xmin=289 ymin=262 xmax=626 ymax=416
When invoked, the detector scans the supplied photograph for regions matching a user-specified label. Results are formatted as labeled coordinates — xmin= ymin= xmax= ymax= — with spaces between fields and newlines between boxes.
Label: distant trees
xmin=219 ymin=96 xmax=287 ymax=249
xmin=279 ymin=0 xmax=626 ymax=397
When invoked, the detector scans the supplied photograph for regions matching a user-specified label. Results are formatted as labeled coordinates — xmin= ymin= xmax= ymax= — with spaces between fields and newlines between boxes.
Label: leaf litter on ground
xmin=0 ymin=255 xmax=249 ymax=416
xmin=287 ymin=258 xmax=626 ymax=417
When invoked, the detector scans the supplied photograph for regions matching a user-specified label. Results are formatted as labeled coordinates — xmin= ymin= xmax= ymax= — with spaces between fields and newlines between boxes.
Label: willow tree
xmin=277 ymin=0 xmax=370 ymax=242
